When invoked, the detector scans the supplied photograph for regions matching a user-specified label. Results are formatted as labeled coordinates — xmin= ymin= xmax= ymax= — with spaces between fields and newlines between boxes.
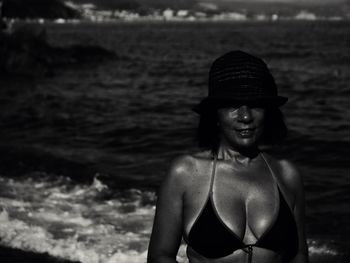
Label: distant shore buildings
xmin=62 ymin=2 xmax=349 ymax=23
xmin=2 ymin=1 xmax=349 ymax=24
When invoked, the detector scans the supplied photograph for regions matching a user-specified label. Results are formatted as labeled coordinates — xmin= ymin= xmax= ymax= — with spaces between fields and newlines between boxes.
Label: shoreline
xmin=0 ymin=245 xmax=81 ymax=263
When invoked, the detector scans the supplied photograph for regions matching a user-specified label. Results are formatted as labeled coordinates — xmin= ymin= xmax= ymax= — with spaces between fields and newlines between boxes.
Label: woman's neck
xmin=217 ymin=143 xmax=260 ymax=164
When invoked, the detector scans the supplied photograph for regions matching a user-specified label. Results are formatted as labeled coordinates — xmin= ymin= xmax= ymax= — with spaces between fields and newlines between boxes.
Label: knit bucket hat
xmin=193 ymin=50 xmax=288 ymax=113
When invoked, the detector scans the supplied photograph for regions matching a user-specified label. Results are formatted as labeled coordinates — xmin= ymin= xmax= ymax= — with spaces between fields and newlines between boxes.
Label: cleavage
xmin=210 ymin=160 xmax=278 ymax=243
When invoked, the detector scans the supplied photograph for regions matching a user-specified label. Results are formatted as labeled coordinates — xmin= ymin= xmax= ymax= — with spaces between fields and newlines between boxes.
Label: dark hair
xmin=196 ymin=107 xmax=287 ymax=153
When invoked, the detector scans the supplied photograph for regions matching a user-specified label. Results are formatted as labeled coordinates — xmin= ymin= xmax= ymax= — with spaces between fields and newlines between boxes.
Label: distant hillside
xmin=197 ymin=0 xmax=349 ymax=16
xmin=1 ymin=0 xmax=347 ymax=19
xmin=71 ymin=0 xmax=197 ymax=11
xmin=69 ymin=0 xmax=348 ymax=17
xmin=198 ymin=0 xmax=350 ymax=16
xmin=1 ymin=0 xmax=80 ymax=19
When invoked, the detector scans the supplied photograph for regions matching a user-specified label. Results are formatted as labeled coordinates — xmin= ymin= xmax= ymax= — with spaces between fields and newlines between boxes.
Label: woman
xmin=147 ymin=50 xmax=308 ymax=263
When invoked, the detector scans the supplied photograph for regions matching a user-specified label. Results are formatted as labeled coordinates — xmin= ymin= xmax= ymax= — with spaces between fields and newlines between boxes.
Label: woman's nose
xmin=237 ymin=106 xmax=253 ymax=122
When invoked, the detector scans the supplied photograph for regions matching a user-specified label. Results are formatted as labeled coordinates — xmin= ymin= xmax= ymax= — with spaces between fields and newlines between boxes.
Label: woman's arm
xmin=280 ymin=160 xmax=309 ymax=263
xmin=147 ymin=156 xmax=189 ymax=263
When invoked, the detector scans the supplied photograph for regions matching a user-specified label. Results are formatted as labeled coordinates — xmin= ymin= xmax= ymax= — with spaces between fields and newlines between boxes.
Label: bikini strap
xmin=209 ymin=154 xmax=217 ymax=195
xmin=261 ymin=152 xmax=285 ymax=212
xmin=260 ymin=153 xmax=277 ymax=181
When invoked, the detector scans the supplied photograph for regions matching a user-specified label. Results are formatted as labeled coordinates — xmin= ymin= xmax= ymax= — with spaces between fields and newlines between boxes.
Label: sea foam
xmin=0 ymin=175 xmax=343 ymax=263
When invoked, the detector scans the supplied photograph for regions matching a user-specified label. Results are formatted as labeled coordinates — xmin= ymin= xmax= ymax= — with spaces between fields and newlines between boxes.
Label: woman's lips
xmin=235 ymin=128 xmax=255 ymax=138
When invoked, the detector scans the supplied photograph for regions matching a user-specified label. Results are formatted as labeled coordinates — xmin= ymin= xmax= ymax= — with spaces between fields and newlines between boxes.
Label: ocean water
xmin=0 ymin=20 xmax=349 ymax=263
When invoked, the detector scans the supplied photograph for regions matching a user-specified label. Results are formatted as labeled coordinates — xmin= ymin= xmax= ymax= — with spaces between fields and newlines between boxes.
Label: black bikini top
xmin=186 ymin=154 xmax=298 ymax=262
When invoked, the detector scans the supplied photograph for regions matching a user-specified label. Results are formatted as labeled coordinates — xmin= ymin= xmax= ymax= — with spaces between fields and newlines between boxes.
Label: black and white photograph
xmin=0 ymin=0 xmax=349 ymax=263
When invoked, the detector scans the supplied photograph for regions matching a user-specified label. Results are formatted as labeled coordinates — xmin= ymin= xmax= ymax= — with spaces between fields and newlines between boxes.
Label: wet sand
xmin=0 ymin=245 xmax=81 ymax=263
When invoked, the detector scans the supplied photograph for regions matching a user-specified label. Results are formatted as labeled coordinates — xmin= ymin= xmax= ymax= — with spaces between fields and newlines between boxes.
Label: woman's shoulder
xmin=165 ymin=151 xmax=213 ymax=182
xmin=262 ymin=152 xmax=303 ymax=191
xmin=158 ymin=151 xmax=213 ymax=195
xmin=169 ymin=150 xmax=213 ymax=172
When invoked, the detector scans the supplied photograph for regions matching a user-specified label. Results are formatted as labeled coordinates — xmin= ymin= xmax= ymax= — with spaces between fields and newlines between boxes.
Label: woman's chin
xmin=225 ymin=141 xmax=256 ymax=153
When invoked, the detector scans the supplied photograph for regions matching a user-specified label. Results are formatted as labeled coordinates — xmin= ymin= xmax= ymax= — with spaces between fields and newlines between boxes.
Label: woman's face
xmin=217 ymin=105 xmax=265 ymax=150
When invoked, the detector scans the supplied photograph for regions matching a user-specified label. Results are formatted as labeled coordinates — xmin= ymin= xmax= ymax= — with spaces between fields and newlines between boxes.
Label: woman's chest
xmin=183 ymin=160 xmax=279 ymax=241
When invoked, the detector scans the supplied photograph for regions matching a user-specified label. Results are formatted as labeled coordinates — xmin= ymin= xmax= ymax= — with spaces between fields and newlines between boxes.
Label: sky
xmin=216 ymin=0 xmax=347 ymax=4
